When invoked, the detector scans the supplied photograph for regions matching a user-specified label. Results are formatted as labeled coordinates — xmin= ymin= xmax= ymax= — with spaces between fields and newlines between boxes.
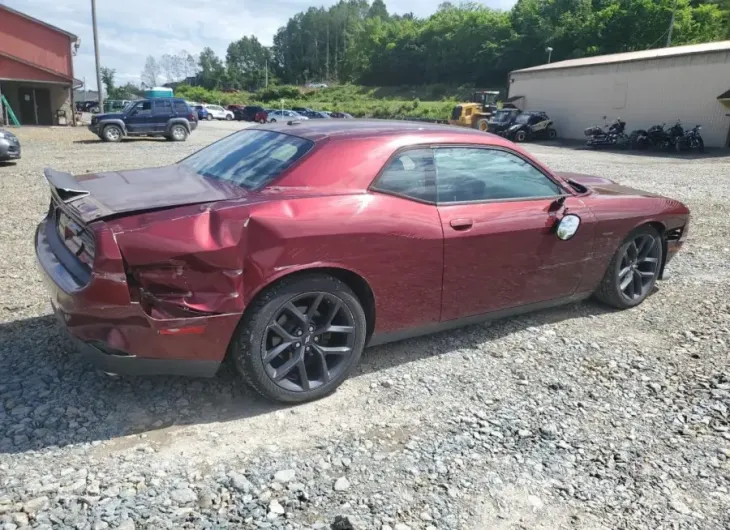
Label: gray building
xmin=508 ymin=41 xmax=730 ymax=148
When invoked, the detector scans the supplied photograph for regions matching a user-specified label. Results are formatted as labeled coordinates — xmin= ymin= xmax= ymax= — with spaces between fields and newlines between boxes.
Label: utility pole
xmin=666 ymin=0 xmax=678 ymax=47
xmin=91 ymin=0 xmax=104 ymax=110
xmin=265 ymin=59 xmax=268 ymax=88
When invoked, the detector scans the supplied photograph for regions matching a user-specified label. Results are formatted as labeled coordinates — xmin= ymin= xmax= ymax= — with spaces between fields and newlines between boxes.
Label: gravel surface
xmin=1 ymin=123 xmax=729 ymax=530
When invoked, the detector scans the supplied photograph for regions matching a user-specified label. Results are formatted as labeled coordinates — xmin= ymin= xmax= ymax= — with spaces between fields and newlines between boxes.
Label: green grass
xmin=174 ymin=84 xmax=464 ymax=120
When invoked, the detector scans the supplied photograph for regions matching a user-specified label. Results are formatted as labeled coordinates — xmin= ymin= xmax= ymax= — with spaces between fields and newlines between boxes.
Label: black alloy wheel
xmin=263 ymin=292 xmax=356 ymax=393
xmin=617 ymin=233 xmax=661 ymax=301
xmin=231 ymin=274 xmax=366 ymax=403
xmin=595 ymin=226 xmax=663 ymax=309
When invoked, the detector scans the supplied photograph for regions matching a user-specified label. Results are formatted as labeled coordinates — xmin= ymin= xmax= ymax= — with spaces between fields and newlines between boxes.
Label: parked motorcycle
xmin=674 ymin=123 xmax=704 ymax=153
xmin=629 ymin=123 xmax=671 ymax=150
xmin=585 ymin=116 xmax=629 ymax=149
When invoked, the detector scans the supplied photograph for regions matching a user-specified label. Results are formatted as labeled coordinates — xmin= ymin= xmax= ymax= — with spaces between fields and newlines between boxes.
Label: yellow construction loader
xmin=448 ymin=91 xmax=500 ymax=131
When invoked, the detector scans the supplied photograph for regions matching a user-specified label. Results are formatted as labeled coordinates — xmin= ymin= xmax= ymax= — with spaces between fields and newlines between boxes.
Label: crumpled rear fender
xmin=113 ymin=203 xmax=250 ymax=317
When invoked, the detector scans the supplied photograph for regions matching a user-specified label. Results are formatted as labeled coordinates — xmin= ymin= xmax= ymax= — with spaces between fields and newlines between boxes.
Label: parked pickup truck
xmin=88 ymin=98 xmax=198 ymax=142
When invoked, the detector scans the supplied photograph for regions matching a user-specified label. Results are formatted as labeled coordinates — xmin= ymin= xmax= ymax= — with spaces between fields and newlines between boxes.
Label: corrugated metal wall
xmin=509 ymin=51 xmax=730 ymax=148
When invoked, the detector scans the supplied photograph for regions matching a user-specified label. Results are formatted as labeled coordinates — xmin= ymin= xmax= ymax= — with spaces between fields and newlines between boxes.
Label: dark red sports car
xmin=36 ymin=121 xmax=689 ymax=403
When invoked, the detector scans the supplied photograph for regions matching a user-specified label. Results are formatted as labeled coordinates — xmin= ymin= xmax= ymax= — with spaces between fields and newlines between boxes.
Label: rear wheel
xmin=206 ymin=114 xmax=213 ymax=121
xmin=476 ymin=119 xmax=489 ymax=132
xmin=225 ymin=114 xmax=233 ymax=121
xmin=230 ymin=274 xmax=367 ymax=403
xmin=595 ymin=226 xmax=662 ymax=309
xmin=168 ymin=124 xmax=188 ymax=142
xmin=547 ymin=128 xmax=557 ymax=140
xmin=270 ymin=118 xmax=277 ymax=123
xmin=102 ymin=124 xmax=122 ymax=143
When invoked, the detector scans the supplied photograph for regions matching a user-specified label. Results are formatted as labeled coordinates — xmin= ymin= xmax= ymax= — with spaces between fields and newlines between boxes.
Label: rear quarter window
xmin=178 ymin=130 xmax=313 ymax=191
xmin=372 ymin=149 xmax=436 ymax=203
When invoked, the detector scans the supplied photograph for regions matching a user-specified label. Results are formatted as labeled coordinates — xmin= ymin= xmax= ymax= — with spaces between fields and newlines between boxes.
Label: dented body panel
xmin=35 ymin=121 xmax=690 ymax=376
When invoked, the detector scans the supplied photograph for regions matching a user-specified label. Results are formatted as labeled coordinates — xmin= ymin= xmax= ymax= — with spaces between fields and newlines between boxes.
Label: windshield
xmin=179 ymin=130 xmax=314 ymax=191
xmin=122 ymin=101 xmax=136 ymax=112
xmin=492 ymin=110 xmax=514 ymax=122
xmin=515 ymin=114 xmax=531 ymax=124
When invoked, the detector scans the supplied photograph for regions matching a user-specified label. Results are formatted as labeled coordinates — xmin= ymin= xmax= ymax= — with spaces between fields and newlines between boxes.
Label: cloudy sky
xmin=3 ymin=0 xmax=517 ymax=90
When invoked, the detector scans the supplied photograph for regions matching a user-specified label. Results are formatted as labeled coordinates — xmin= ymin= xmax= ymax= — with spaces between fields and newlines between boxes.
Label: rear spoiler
xmin=44 ymin=168 xmax=89 ymax=203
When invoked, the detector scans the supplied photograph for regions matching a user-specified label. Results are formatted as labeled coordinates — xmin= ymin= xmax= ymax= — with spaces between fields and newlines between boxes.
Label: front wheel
xmin=269 ymin=118 xmax=276 ymax=123
xmin=514 ymin=130 xmax=527 ymax=142
xmin=594 ymin=226 xmax=663 ymax=309
xmin=547 ymin=128 xmax=557 ymax=140
xmin=476 ymin=119 xmax=489 ymax=132
xmin=226 ymin=114 xmax=233 ymax=121
xmin=102 ymin=124 xmax=123 ymax=143
xmin=206 ymin=114 xmax=213 ymax=121
xmin=693 ymin=137 xmax=704 ymax=153
xmin=230 ymin=274 xmax=367 ymax=403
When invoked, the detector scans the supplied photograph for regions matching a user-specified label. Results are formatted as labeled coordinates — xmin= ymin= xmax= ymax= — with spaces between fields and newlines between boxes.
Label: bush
xmin=256 ymin=85 xmax=301 ymax=102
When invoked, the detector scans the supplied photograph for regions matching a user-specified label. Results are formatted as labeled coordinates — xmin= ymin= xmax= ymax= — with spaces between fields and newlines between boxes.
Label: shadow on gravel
xmin=72 ymin=138 xmax=168 ymax=145
xmin=0 ymin=161 xmax=18 ymax=167
xmin=0 ymin=300 xmax=615 ymax=454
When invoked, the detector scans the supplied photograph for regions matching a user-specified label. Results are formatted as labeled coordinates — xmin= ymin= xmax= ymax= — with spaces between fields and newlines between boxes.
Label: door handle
xmin=449 ymin=218 xmax=473 ymax=231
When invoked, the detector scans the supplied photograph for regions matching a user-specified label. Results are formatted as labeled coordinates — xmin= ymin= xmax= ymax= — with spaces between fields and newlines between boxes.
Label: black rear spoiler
xmin=44 ymin=168 xmax=89 ymax=203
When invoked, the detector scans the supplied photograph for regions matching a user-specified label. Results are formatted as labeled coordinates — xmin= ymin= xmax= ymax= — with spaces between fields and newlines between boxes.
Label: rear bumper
xmin=35 ymin=217 xmax=238 ymax=376
xmin=67 ymin=328 xmax=219 ymax=377
xmin=0 ymin=137 xmax=21 ymax=160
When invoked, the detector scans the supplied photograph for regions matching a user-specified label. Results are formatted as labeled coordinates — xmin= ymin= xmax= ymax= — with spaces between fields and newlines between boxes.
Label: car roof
xmin=263 ymin=119 xmax=509 ymax=144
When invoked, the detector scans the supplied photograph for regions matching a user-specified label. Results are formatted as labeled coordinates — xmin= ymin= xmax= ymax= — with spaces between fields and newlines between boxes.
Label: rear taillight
xmin=54 ymin=206 xmax=95 ymax=268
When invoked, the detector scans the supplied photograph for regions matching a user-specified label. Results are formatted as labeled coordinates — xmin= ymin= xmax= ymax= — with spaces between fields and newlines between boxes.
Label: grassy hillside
xmin=174 ymin=84 xmax=493 ymax=120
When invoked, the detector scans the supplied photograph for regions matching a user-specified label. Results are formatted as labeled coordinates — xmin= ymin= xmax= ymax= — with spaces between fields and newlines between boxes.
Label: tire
xmin=476 ymin=119 xmax=489 ymax=132
xmin=270 ymin=119 xmax=276 ymax=123
xmin=168 ymin=124 xmax=188 ymax=142
xmin=594 ymin=225 xmax=663 ymax=309
xmin=514 ymin=130 xmax=527 ymax=142
xmin=102 ymin=124 xmax=123 ymax=143
xmin=206 ymin=114 xmax=213 ymax=121
xmin=259 ymin=118 xmax=266 ymax=124
xmin=695 ymin=137 xmax=704 ymax=153
xmin=225 ymin=114 xmax=233 ymax=121
xmin=230 ymin=273 xmax=367 ymax=403
xmin=547 ymin=128 xmax=557 ymax=140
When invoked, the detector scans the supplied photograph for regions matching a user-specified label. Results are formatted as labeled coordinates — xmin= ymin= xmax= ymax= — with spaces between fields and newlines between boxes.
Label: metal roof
xmin=0 ymin=4 xmax=78 ymax=41
xmin=512 ymin=40 xmax=730 ymax=74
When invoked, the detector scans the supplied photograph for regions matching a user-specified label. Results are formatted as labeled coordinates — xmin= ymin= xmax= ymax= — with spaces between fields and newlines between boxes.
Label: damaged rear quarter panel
xmin=112 ymin=201 xmax=255 ymax=316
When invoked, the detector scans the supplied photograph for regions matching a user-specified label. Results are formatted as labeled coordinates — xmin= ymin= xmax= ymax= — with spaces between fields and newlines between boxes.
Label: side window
xmin=135 ymin=101 xmax=152 ymax=114
xmin=173 ymin=101 xmax=188 ymax=113
xmin=153 ymin=100 xmax=172 ymax=115
xmin=372 ymin=149 xmax=436 ymax=203
xmin=434 ymin=148 xmax=563 ymax=203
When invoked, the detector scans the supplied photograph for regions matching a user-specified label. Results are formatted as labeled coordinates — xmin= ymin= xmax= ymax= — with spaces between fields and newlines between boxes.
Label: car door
xmin=126 ymin=101 xmax=154 ymax=133
xmin=151 ymin=99 xmax=173 ymax=132
xmin=434 ymin=146 xmax=596 ymax=321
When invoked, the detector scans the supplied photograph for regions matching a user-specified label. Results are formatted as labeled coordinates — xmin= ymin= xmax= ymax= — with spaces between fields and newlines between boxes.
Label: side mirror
xmin=556 ymin=214 xmax=581 ymax=241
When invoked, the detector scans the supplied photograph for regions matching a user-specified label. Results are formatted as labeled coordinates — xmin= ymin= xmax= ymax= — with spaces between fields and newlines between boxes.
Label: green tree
xmin=226 ymin=36 xmax=271 ymax=90
xmin=197 ymin=47 xmax=227 ymax=90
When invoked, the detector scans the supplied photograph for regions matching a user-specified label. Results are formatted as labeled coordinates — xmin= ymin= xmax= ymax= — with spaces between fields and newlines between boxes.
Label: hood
xmin=44 ymin=165 xmax=246 ymax=223
xmin=556 ymin=171 xmax=661 ymax=198
xmin=93 ymin=112 xmax=125 ymax=121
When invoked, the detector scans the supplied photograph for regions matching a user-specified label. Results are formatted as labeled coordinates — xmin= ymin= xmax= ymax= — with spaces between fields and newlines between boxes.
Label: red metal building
xmin=0 ymin=4 xmax=80 ymax=126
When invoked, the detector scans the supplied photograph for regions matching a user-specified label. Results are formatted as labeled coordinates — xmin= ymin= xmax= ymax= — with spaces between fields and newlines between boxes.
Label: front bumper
xmin=0 ymin=136 xmax=21 ymax=160
xmin=35 ymin=217 xmax=238 ymax=377
xmin=87 ymin=123 xmax=101 ymax=135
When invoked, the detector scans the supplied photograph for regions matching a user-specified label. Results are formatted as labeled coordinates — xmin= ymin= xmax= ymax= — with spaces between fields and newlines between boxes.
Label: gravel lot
xmin=1 ymin=122 xmax=729 ymax=530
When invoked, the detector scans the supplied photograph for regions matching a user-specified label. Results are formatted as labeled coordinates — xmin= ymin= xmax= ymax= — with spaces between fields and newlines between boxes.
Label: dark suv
xmin=88 ymin=98 xmax=197 ymax=142
xmin=232 ymin=105 xmax=265 ymax=122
